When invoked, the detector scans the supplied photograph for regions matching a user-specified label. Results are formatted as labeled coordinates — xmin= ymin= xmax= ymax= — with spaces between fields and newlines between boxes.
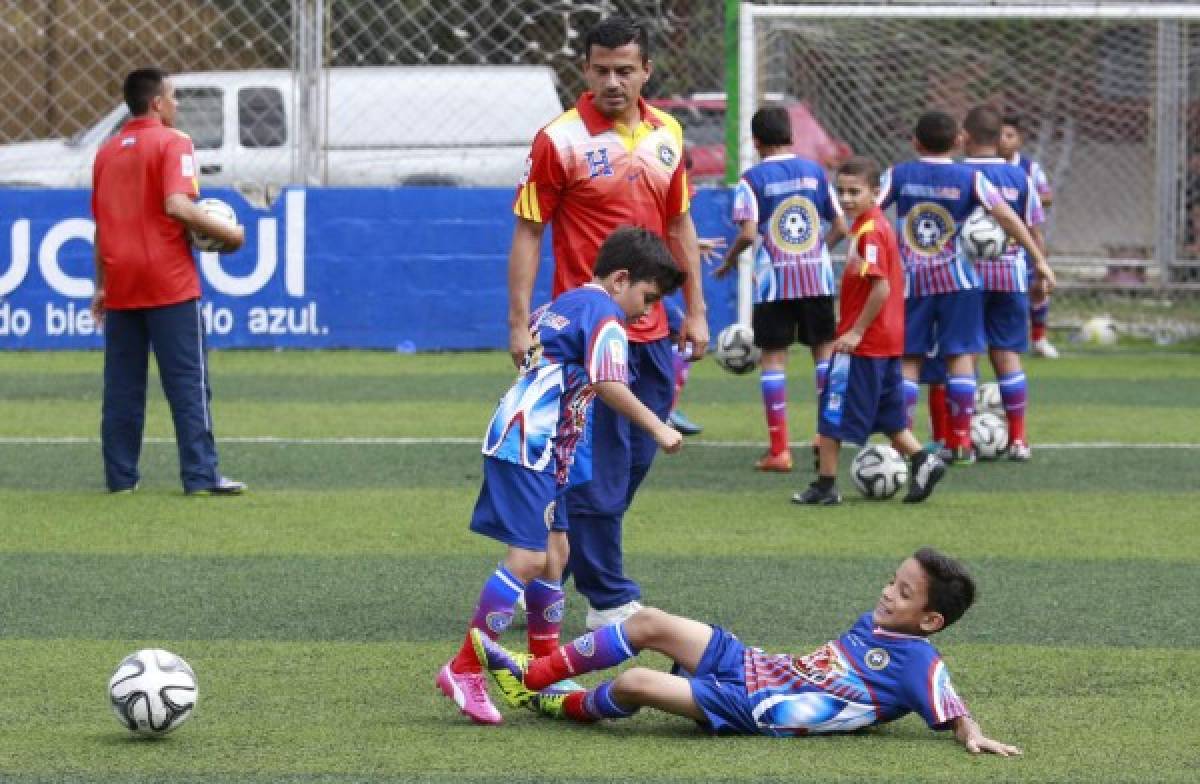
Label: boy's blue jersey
xmin=962 ymin=157 xmax=1044 ymax=292
xmin=878 ymin=157 xmax=1002 ymax=297
xmin=1011 ymin=152 xmax=1052 ymax=202
xmin=482 ymin=284 xmax=629 ymax=487
xmin=743 ymin=612 xmax=969 ymax=735
xmin=732 ymin=154 xmax=841 ymax=302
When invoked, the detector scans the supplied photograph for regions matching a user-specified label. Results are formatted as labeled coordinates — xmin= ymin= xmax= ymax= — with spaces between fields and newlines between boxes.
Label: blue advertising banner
xmin=0 ymin=187 xmax=737 ymax=351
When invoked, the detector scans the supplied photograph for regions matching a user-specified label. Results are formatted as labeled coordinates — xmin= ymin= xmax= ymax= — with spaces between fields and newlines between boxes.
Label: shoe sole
xmin=436 ymin=665 xmax=502 ymax=725
xmin=904 ymin=463 xmax=947 ymax=503
xmin=186 ymin=488 xmax=246 ymax=497
xmin=469 ymin=630 xmax=535 ymax=709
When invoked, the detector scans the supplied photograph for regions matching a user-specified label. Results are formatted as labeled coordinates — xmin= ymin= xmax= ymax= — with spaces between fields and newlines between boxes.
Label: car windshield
xmin=665 ymin=108 xmax=724 ymax=146
xmin=65 ymin=107 xmax=129 ymax=148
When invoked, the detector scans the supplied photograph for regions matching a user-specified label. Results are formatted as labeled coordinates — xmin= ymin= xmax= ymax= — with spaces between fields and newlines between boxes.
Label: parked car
xmin=649 ymin=92 xmax=851 ymax=183
xmin=0 ymin=66 xmax=564 ymax=188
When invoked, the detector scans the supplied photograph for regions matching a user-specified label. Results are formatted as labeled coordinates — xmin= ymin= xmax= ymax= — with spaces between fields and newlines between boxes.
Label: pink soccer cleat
xmin=436 ymin=662 xmax=502 ymax=725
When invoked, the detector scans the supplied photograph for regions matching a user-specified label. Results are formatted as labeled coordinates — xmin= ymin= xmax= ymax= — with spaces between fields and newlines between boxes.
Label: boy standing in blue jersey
xmin=999 ymin=113 xmax=1059 ymax=359
xmin=879 ymin=110 xmax=1052 ymax=462
xmin=962 ymin=106 xmax=1052 ymax=461
xmin=715 ymin=107 xmax=847 ymax=473
xmin=438 ymin=227 xmax=685 ymax=725
xmin=474 ymin=546 xmax=1020 ymax=756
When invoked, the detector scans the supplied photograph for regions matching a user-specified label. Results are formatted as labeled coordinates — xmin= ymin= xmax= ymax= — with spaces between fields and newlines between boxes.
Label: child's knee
xmin=612 ymin=666 xmax=657 ymax=700
xmin=622 ymin=606 xmax=667 ymax=646
xmin=505 ymin=549 xmax=548 ymax=583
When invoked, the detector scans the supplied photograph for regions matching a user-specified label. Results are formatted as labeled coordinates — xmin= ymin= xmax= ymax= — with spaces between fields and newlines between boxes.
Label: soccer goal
xmin=735 ymin=3 xmax=1200 ymax=337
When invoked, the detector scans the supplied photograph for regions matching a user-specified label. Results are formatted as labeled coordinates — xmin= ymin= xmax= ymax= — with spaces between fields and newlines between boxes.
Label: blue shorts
xmin=918 ymin=345 xmax=947 ymax=385
xmin=983 ymin=290 xmax=1030 ymax=352
xmin=904 ymin=290 xmax=985 ymax=357
xmin=682 ymin=626 xmax=761 ymax=735
xmin=469 ymin=457 xmax=568 ymax=551
xmin=817 ymin=355 xmax=907 ymax=446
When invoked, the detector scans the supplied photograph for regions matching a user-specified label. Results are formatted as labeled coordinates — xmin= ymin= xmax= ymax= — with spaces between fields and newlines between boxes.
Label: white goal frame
xmin=734 ymin=3 xmax=1200 ymax=325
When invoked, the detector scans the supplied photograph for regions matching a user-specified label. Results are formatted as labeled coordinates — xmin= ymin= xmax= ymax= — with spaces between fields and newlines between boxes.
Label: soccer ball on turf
xmin=970 ymin=412 xmax=1009 ymax=460
xmin=713 ymin=323 xmax=761 ymax=375
xmin=108 ymin=649 xmax=197 ymax=735
xmin=190 ymin=197 xmax=238 ymax=252
xmin=960 ymin=207 xmax=1007 ymax=260
xmin=851 ymin=445 xmax=909 ymax=500
xmin=974 ymin=382 xmax=1004 ymax=417
xmin=1077 ymin=315 xmax=1119 ymax=346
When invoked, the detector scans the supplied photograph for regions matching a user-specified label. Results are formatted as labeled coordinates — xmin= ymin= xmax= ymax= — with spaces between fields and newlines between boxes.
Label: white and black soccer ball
xmin=108 ymin=649 xmax=198 ymax=736
xmin=190 ymin=197 xmax=237 ymax=252
xmin=974 ymin=382 xmax=1004 ymax=417
xmin=851 ymin=445 xmax=909 ymax=500
xmin=713 ymin=323 xmax=761 ymax=375
xmin=970 ymin=412 xmax=1009 ymax=460
xmin=1077 ymin=315 xmax=1119 ymax=346
xmin=960 ymin=207 xmax=1007 ymax=261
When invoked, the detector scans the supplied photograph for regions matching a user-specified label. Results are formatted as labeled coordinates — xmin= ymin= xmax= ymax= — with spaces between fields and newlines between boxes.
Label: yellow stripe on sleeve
xmin=527 ymin=182 xmax=541 ymax=223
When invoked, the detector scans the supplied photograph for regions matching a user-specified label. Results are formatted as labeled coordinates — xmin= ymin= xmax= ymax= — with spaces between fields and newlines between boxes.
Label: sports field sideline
xmin=0 ymin=348 xmax=1196 ymax=782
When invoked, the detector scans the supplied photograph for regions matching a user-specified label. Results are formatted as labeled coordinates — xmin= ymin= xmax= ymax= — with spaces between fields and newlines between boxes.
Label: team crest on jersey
xmin=768 ymin=196 xmax=820 ymax=255
xmin=656 ymin=141 xmax=676 ymax=168
xmin=485 ymin=611 xmax=513 ymax=634
xmin=586 ymin=148 xmax=614 ymax=178
xmin=543 ymin=598 xmax=565 ymax=624
xmin=574 ymin=633 xmax=596 ymax=657
xmin=540 ymin=310 xmax=570 ymax=331
xmin=864 ymin=648 xmax=890 ymax=670
xmin=904 ymin=202 xmax=955 ymax=257
xmin=543 ymin=500 xmax=556 ymax=529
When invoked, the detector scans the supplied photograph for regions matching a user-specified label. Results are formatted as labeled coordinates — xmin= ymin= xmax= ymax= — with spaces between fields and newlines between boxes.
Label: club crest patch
xmin=574 ymin=632 xmax=596 ymax=657
xmin=904 ymin=202 xmax=955 ymax=256
xmin=543 ymin=598 xmax=565 ymax=624
xmin=485 ymin=611 xmax=512 ymax=634
xmin=865 ymin=647 xmax=890 ymax=670
xmin=657 ymin=142 xmax=676 ymax=168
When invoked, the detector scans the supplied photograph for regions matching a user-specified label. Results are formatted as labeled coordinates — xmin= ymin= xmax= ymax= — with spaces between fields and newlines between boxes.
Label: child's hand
xmin=964 ymin=733 xmax=1022 ymax=757
xmin=656 ymin=424 xmax=684 ymax=454
xmin=831 ymin=330 xmax=862 ymax=355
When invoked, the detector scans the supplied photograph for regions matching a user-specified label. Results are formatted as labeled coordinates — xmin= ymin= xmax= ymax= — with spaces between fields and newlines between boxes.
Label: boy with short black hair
xmin=880 ymin=110 xmax=1051 ymax=463
xmin=794 ymin=156 xmax=945 ymax=505
xmin=474 ymin=547 xmax=1020 ymax=756
xmin=962 ymin=105 xmax=1051 ymax=460
xmin=438 ymin=226 xmax=685 ymax=725
xmin=716 ymin=106 xmax=847 ymax=473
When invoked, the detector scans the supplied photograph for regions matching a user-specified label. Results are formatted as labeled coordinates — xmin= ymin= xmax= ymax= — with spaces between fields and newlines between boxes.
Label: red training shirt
xmin=838 ymin=206 xmax=904 ymax=357
xmin=92 ymin=116 xmax=200 ymax=310
xmin=513 ymin=93 xmax=690 ymax=342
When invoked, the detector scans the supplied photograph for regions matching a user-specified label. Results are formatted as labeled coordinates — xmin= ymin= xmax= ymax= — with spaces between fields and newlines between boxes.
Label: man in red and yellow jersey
xmin=91 ymin=67 xmax=246 ymax=496
xmin=505 ymin=16 xmax=709 ymax=634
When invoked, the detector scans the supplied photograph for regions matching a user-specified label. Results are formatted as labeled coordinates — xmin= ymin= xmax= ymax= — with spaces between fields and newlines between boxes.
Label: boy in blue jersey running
xmin=880 ymin=110 xmax=1051 ymax=462
xmin=474 ymin=547 xmax=1020 ymax=756
xmin=715 ymin=107 xmax=847 ymax=473
xmin=961 ymin=105 xmax=1052 ymax=461
xmin=438 ymin=227 xmax=685 ymax=725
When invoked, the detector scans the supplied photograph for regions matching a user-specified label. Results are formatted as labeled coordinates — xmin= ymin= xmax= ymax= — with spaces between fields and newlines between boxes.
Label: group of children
xmin=714 ymin=105 xmax=1055 ymax=505
xmin=435 ymin=108 xmax=1035 ymax=755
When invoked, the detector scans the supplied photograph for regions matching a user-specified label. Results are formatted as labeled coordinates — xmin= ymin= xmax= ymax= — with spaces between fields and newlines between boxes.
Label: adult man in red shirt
xmin=91 ymin=67 xmax=246 ymax=495
xmin=507 ymin=16 xmax=709 ymax=631
xmin=794 ymin=156 xmax=946 ymax=506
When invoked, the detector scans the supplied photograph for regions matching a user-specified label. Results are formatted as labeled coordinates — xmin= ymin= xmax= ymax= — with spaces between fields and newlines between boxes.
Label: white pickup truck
xmin=0 ymin=66 xmax=563 ymax=189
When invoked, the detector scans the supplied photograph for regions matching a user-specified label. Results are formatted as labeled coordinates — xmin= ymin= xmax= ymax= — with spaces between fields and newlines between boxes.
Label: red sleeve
xmin=854 ymin=227 xmax=886 ymax=279
xmin=513 ymin=129 xmax=565 ymax=224
xmin=666 ymin=157 xmax=690 ymax=216
xmin=162 ymin=133 xmax=198 ymax=199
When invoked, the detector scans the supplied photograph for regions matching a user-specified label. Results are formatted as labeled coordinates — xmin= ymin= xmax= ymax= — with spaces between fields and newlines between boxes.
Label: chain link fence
xmin=1 ymin=1 xmax=1197 ymax=340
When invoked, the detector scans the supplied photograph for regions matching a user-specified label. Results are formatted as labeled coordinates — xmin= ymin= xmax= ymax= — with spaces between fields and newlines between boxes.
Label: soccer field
xmin=0 ymin=349 xmax=1197 ymax=783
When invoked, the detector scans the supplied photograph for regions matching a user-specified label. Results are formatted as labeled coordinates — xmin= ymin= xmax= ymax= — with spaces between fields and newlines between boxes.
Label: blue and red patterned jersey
xmin=962 ymin=157 xmax=1045 ymax=292
xmin=878 ymin=157 xmax=1003 ymax=297
xmin=1010 ymin=152 xmax=1052 ymax=203
xmin=732 ymin=153 xmax=842 ymax=302
xmin=742 ymin=612 xmax=970 ymax=737
xmin=482 ymin=284 xmax=629 ymax=487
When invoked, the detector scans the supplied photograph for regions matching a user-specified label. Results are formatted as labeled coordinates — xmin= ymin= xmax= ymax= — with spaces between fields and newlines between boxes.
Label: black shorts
xmin=752 ymin=297 xmax=836 ymax=351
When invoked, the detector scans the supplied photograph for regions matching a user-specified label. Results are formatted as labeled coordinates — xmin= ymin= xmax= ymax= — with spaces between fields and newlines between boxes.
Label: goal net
xmin=738 ymin=3 xmax=1200 ymax=340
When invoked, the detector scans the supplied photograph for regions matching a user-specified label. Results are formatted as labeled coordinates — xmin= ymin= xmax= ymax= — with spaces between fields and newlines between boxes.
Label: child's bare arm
xmin=951 ymin=715 xmax=1022 ymax=756
xmin=593 ymin=381 xmax=682 ymax=454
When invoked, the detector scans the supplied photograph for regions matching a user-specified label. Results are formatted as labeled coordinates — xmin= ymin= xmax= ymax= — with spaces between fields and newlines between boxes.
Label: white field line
xmin=1 ymin=436 xmax=1198 ymax=450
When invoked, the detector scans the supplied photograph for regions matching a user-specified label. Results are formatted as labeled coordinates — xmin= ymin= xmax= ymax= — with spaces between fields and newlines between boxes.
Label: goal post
xmin=733 ymin=3 xmax=1200 ymax=336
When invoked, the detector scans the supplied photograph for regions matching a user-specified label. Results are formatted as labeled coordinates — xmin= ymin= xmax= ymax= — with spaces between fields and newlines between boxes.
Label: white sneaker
xmin=1032 ymin=337 xmax=1059 ymax=359
xmin=585 ymin=600 xmax=644 ymax=631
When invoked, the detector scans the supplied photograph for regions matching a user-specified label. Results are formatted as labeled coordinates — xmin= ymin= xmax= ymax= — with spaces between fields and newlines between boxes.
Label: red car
xmin=649 ymin=93 xmax=851 ymax=184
